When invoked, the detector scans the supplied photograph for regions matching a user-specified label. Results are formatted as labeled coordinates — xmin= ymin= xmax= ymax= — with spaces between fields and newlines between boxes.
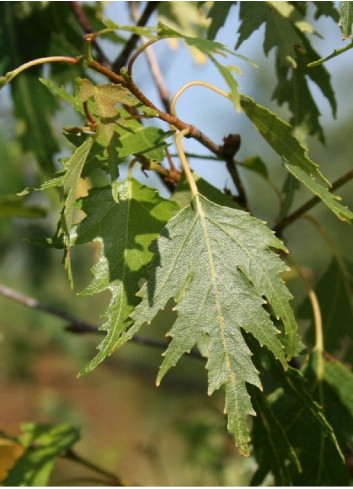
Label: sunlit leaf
xmin=298 ymin=256 xmax=353 ymax=361
xmin=67 ymin=179 xmax=178 ymax=374
xmin=119 ymin=193 xmax=297 ymax=455
xmin=339 ymin=1 xmax=353 ymax=38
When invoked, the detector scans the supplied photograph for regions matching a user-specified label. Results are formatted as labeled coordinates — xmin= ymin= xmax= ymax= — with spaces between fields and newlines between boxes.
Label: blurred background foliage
xmin=0 ymin=1 xmax=353 ymax=485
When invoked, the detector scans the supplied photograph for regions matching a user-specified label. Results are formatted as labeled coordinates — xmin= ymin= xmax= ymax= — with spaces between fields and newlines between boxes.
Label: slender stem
xmin=303 ymin=215 xmax=353 ymax=319
xmin=130 ymin=1 xmax=171 ymax=112
xmin=287 ymin=257 xmax=324 ymax=378
xmin=0 ymin=282 xmax=202 ymax=359
xmin=69 ymin=1 xmax=111 ymax=68
xmin=170 ymin=80 xmax=231 ymax=116
xmin=175 ymin=129 xmax=199 ymax=197
xmin=170 ymin=81 xmax=247 ymax=206
xmin=127 ymin=38 xmax=158 ymax=75
xmin=0 ymin=56 xmax=79 ymax=88
xmin=63 ymin=449 xmax=126 ymax=486
xmin=88 ymin=59 xmax=127 ymax=85
xmin=273 ymin=168 xmax=353 ymax=235
xmin=112 ymin=1 xmax=161 ymax=73
xmin=83 ymin=101 xmax=98 ymax=129
xmin=307 ymin=39 xmax=353 ymax=67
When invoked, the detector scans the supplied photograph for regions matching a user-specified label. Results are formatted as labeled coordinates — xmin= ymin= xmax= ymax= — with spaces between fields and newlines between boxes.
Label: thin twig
xmin=112 ymin=1 xmax=161 ymax=73
xmin=129 ymin=1 xmax=171 ymax=112
xmin=273 ymin=168 xmax=353 ymax=234
xmin=0 ymin=282 xmax=203 ymax=359
xmin=63 ymin=449 xmax=126 ymax=486
xmin=69 ymin=1 xmax=111 ymax=68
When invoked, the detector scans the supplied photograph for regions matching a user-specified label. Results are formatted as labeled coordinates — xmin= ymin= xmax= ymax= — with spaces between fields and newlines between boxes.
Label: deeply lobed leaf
xmin=69 ymin=179 xmax=178 ymax=375
xmin=240 ymin=94 xmax=353 ymax=223
xmin=122 ymin=194 xmax=297 ymax=455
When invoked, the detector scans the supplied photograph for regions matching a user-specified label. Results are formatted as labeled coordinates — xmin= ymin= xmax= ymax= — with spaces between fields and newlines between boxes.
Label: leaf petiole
xmin=0 ymin=56 xmax=79 ymax=89
xmin=307 ymin=39 xmax=353 ymax=67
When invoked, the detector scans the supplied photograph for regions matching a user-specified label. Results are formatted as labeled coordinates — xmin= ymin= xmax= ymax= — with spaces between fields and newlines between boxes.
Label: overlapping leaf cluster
xmin=2 ymin=1 xmax=353 ymax=484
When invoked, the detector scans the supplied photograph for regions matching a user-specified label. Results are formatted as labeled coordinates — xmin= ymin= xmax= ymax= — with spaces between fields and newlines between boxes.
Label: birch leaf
xmin=123 ymin=194 xmax=297 ymax=455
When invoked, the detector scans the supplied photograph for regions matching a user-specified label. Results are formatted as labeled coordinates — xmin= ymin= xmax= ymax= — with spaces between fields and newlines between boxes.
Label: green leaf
xmin=172 ymin=172 xmax=241 ymax=210
xmin=122 ymin=194 xmax=297 ymax=455
xmin=106 ymin=21 xmax=254 ymax=110
xmin=298 ymin=256 xmax=353 ymax=360
xmin=284 ymin=160 xmax=353 ymax=223
xmin=5 ymin=424 xmax=80 ymax=486
xmin=313 ymin=1 xmax=339 ymax=21
xmin=339 ymin=1 xmax=353 ymax=38
xmin=39 ymin=78 xmax=83 ymax=114
xmin=250 ymin=342 xmax=346 ymax=485
xmin=237 ymin=156 xmax=269 ymax=180
xmin=158 ymin=2 xmax=209 ymax=39
xmin=319 ymin=356 xmax=353 ymax=446
xmin=157 ymin=22 xmax=248 ymax=110
xmin=70 ymin=179 xmax=178 ymax=375
xmin=240 ymin=94 xmax=353 ymax=223
xmin=278 ymin=173 xmax=300 ymax=220
xmin=77 ymin=78 xmax=139 ymax=118
xmin=240 ymin=94 xmax=327 ymax=182
xmin=61 ymin=137 xmax=95 ymax=240
xmin=114 ymin=123 xmax=174 ymax=162
xmin=0 ymin=2 xmax=85 ymax=174
xmin=272 ymin=33 xmax=337 ymax=143
xmin=236 ymin=2 xmax=313 ymax=66
xmin=250 ymin=385 xmax=300 ymax=485
xmin=206 ymin=2 xmax=236 ymax=40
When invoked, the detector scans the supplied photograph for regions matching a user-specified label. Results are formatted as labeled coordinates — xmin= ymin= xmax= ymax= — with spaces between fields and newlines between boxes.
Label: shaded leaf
xmin=236 ymin=2 xmax=313 ymax=66
xmin=319 ymin=355 xmax=353 ymax=447
xmin=172 ymin=172 xmax=241 ymax=210
xmin=240 ymin=94 xmax=353 ymax=223
xmin=61 ymin=136 xmax=95 ymax=239
xmin=240 ymin=94 xmax=327 ymax=182
xmin=278 ymin=173 xmax=300 ymax=220
xmin=272 ymin=32 xmax=337 ymax=143
xmin=250 ymin=385 xmax=300 ymax=485
xmin=284 ymin=160 xmax=353 ymax=223
xmin=313 ymin=1 xmax=339 ymax=21
xmin=121 ymin=194 xmax=297 ymax=455
xmin=114 ymin=123 xmax=173 ymax=162
xmin=237 ymin=156 xmax=269 ymax=180
xmin=298 ymin=256 xmax=353 ymax=360
xmin=5 ymin=424 xmax=80 ymax=487
xmin=0 ymin=2 xmax=85 ymax=173
xmin=206 ymin=2 xmax=236 ymax=40
xmin=250 ymin=341 xmax=346 ymax=485
xmin=69 ymin=179 xmax=178 ymax=374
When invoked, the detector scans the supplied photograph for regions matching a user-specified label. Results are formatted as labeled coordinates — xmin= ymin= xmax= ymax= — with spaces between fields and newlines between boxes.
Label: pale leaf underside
xmin=125 ymin=194 xmax=297 ymax=455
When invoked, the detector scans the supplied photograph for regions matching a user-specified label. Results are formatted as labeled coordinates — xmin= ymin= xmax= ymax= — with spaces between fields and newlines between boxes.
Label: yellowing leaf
xmin=0 ymin=437 xmax=24 ymax=484
xmin=77 ymin=78 xmax=139 ymax=118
